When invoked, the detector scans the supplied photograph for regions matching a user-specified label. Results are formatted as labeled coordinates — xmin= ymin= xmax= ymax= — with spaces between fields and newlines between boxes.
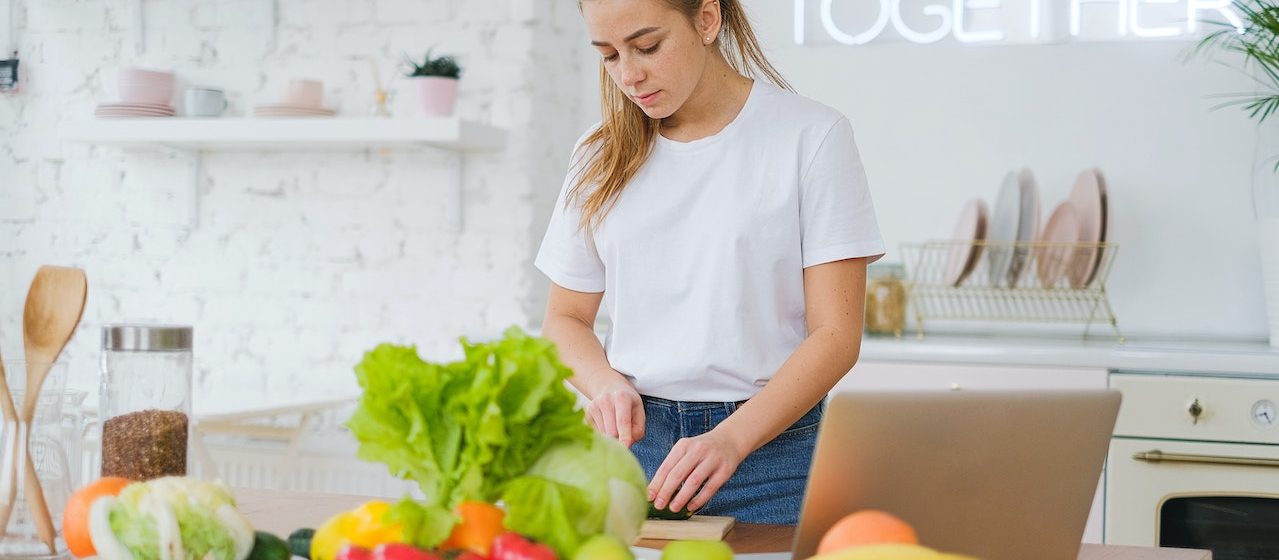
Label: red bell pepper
xmin=373 ymin=543 xmax=442 ymax=560
xmin=489 ymin=532 xmax=557 ymax=560
xmin=336 ymin=545 xmax=374 ymax=560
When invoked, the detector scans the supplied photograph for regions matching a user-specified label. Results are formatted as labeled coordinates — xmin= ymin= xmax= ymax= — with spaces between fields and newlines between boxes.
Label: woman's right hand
xmin=587 ymin=381 xmax=646 ymax=448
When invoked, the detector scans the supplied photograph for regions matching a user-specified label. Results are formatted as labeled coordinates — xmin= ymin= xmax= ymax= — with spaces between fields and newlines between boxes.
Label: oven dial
xmin=1251 ymin=399 xmax=1277 ymax=428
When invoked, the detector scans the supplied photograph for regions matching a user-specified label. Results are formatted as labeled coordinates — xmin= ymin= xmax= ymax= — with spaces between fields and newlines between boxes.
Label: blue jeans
xmin=630 ymin=396 xmax=824 ymax=525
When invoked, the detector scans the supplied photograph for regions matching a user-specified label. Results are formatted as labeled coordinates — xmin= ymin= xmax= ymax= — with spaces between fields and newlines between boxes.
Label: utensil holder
xmin=0 ymin=361 xmax=70 ymax=558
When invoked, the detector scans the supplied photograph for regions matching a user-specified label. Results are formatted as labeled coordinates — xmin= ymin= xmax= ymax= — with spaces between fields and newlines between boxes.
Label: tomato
xmin=440 ymin=501 xmax=505 ymax=556
xmin=62 ymin=477 xmax=133 ymax=558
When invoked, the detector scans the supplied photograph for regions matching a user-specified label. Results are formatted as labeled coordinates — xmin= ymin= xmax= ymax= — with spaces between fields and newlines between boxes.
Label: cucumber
xmin=647 ymin=502 xmax=696 ymax=520
xmin=248 ymin=531 xmax=292 ymax=560
xmin=288 ymin=528 xmax=315 ymax=559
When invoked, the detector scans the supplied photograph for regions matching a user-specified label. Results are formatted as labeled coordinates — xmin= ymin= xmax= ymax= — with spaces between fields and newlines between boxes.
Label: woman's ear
xmin=697 ymin=0 xmax=723 ymax=44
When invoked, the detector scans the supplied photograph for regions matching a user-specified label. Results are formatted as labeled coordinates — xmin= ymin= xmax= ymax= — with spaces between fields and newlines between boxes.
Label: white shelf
xmin=58 ymin=117 xmax=507 ymax=152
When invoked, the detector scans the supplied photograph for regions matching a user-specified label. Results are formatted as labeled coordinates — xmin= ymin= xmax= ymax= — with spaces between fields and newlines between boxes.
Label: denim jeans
xmin=630 ymin=395 xmax=824 ymax=525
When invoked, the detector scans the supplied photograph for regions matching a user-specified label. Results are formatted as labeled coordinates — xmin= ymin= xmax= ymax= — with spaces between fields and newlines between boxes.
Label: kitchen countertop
xmin=547 ymin=320 xmax=1279 ymax=377
xmin=235 ymin=488 xmax=1210 ymax=559
xmin=860 ymin=333 xmax=1279 ymax=377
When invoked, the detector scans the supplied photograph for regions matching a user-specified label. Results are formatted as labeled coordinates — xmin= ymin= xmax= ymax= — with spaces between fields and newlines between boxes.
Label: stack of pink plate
xmin=251 ymin=103 xmax=336 ymax=117
xmin=96 ymin=67 xmax=176 ymax=118
xmin=95 ymin=102 xmax=176 ymax=117
xmin=252 ymin=79 xmax=336 ymax=117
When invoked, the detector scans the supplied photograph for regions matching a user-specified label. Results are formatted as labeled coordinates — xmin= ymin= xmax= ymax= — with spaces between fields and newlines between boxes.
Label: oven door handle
xmin=1133 ymin=449 xmax=1279 ymax=468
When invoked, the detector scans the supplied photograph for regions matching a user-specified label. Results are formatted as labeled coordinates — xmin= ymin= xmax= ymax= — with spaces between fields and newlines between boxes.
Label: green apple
xmin=661 ymin=540 xmax=733 ymax=560
xmin=573 ymin=534 xmax=635 ymax=560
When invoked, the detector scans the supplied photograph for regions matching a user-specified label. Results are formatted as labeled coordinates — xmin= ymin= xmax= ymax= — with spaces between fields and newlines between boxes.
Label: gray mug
xmin=184 ymin=87 xmax=227 ymax=117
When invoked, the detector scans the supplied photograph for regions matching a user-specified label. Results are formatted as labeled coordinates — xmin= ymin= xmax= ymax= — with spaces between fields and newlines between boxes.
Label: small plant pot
xmin=414 ymin=76 xmax=458 ymax=117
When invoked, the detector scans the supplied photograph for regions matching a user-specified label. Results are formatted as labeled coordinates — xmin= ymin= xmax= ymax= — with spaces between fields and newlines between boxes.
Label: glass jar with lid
xmin=99 ymin=324 xmax=192 ymax=480
xmin=865 ymin=263 xmax=908 ymax=338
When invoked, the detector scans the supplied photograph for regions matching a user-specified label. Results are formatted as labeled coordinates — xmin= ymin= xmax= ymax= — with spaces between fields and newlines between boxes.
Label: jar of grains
xmin=99 ymin=325 xmax=193 ymax=480
xmin=865 ymin=263 xmax=908 ymax=337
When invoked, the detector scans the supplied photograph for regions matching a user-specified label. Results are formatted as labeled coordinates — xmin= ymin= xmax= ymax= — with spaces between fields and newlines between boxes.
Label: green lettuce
xmin=91 ymin=478 xmax=254 ymax=560
xmin=347 ymin=326 xmax=595 ymax=548
xmin=107 ymin=492 xmax=160 ymax=560
xmin=502 ymin=432 xmax=649 ymax=558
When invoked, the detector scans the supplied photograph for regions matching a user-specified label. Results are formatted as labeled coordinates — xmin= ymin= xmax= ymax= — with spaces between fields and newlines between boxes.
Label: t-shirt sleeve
xmin=799 ymin=117 xmax=886 ymax=268
xmin=534 ymin=141 xmax=606 ymax=293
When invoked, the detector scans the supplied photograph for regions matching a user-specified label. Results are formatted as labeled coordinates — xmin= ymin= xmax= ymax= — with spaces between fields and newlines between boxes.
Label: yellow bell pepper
xmin=311 ymin=501 xmax=406 ymax=560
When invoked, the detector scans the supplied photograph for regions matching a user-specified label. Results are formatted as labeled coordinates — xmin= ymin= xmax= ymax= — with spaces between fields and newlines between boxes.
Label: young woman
xmin=536 ymin=0 xmax=884 ymax=524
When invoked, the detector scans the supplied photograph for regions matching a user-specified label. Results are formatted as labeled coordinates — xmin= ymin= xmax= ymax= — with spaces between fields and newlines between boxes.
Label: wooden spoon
xmin=20 ymin=266 xmax=87 ymax=552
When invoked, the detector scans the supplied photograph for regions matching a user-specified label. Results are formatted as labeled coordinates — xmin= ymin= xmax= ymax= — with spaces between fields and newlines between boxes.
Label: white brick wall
xmin=0 ymin=0 xmax=588 ymax=409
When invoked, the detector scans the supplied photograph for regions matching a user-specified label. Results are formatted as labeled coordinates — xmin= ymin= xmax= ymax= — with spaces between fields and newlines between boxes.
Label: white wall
xmin=0 ymin=0 xmax=587 ymax=407
xmin=576 ymin=0 xmax=1266 ymax=340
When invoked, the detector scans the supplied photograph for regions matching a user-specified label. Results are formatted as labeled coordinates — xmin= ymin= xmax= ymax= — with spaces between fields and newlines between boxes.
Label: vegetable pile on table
xmin=333 ymin=327 xmax=649 ymax=560
xmin=63 ymin=476 xmax=289 ymax=560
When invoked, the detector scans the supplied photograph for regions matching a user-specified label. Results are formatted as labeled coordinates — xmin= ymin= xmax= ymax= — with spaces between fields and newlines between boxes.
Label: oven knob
xmin=1188 ymin=398 xmax=1203 ymax=424
xmin=1252 ymin=399 xmax=1277 ymax=428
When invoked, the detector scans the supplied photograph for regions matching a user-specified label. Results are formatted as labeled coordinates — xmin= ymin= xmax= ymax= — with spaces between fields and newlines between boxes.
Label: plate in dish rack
xmin=985 ymin=171 xmax=1021 ymax=288
xmin=943 ymin=198 xmax=988 ymax=287
xmin=1006 ymin=168 xmax=1041 ymax=288
xmin=1066 ymin=168 xmax=1108 ymax=288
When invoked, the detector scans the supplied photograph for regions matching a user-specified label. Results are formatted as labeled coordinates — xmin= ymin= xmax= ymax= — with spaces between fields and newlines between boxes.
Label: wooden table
xmin=236 ymin=488 xmax=1210 ymax=560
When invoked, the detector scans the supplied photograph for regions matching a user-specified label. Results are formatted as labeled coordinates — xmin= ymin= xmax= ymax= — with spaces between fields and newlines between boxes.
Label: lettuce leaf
xmin=501 ymin=433 xmax=649 ymax=558
xmin=347 ymin=327 xmax=595 ymax=548
xmin=501 ymin=475 xmax=592 ymax=556
xmin=384 ymin=498 xmax=458 ymax=551
xmin=98 ymin=478 xmax=253 ymax=560
xmin=108 ymin=500 xmax=160 ymax=560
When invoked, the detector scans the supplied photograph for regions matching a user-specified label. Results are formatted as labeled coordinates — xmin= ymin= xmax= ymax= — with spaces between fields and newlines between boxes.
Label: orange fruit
xmin=816 ymin=509 xmax=919 ymax=554
xmin=440 ymin=501 xmax=505 ymax=555
xmin=63 ymin=476 xmax=133 ymax=558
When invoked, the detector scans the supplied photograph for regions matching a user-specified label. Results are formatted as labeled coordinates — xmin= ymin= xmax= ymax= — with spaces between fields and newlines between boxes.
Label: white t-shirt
xmin=535 ymin=80 xmax=885 ymax=402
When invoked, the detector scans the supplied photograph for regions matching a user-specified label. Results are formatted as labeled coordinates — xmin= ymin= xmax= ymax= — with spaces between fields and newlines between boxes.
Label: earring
xmin=705 ymin=36 xmax=712 ymax=43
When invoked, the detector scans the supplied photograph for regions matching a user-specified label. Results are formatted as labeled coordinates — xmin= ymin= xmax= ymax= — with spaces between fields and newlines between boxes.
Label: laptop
xmin=635 ymin=389 xmax=1121 ymax=560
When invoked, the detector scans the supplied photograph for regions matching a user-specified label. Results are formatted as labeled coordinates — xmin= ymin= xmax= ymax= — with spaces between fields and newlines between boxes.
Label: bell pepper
xmin=336 ymin=545 xmax=374 ymax=560
xmin=311 ymin=501 xmax=407 ymax=560
xmin=440 ymin=501 xmax=506 ymax=556
xmin=373 ymin=543 xmax=442 ymax=560
xmin=490 ymin=532 xmax=557 ymax=560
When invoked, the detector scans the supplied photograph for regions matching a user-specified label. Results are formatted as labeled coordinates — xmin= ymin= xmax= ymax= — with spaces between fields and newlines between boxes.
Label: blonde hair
xmin=571 ymin=0 xmax=792 ymax=231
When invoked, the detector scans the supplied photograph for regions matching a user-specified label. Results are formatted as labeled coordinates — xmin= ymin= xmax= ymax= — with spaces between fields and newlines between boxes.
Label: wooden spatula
xmin=18 ymin=266 xmax=87 ymax=552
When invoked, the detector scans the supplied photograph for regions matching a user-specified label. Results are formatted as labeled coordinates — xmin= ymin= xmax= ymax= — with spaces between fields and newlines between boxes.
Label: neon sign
xmin=793 ymin=0 xmax=1246 ymax=45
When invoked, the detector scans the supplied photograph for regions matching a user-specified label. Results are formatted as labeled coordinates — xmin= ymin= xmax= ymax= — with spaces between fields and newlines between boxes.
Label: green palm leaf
xmin=1196 ymin=1 xmax=1279 ymax=124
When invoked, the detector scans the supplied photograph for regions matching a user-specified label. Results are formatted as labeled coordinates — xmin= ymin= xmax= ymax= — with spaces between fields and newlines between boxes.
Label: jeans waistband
xmin=641 ymin=395 xmax=750 ymax=413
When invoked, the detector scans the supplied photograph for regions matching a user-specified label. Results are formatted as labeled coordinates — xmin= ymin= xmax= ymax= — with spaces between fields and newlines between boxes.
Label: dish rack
xmin=899 ymin=240 xmax=1122 ymax=341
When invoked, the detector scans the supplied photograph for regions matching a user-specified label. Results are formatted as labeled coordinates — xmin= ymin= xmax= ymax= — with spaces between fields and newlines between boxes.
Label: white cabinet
xmin=830 ymin=360 xmax=1110 ymax=544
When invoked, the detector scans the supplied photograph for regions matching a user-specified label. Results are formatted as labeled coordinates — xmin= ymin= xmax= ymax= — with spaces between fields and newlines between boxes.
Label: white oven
xmin=1106 ymin=372 xmax=1279 ymax=560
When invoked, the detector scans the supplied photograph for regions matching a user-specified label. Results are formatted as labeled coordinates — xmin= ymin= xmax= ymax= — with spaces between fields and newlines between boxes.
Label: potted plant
xmin=403 ymin=49 xmax=462 ymax=117
xmin=1196 ymin=1 xmax=1279 ymax=346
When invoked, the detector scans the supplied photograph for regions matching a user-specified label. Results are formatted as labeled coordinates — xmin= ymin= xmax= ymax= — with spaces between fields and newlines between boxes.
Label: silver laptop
xmin=649 ymin=390 xmax=1117 ymax=560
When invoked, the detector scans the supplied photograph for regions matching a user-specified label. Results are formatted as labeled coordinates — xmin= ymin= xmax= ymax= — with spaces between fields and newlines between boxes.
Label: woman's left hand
xmin=648 ymin=429 xmax=746 ymax=513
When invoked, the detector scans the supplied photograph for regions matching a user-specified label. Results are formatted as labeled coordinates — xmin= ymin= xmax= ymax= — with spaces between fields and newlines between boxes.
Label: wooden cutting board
xmin=639 ymin=515 xmax=736 ymax=541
